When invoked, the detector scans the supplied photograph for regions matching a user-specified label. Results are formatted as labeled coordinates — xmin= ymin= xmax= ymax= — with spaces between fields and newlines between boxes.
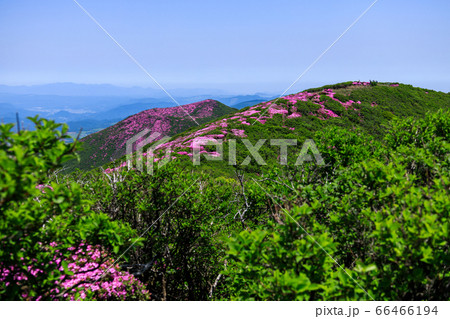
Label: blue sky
xmin=0 ymin=0 xmax=449 ymax=94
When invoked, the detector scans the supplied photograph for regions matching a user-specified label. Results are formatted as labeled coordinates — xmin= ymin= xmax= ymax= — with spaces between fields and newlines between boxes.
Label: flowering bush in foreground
xmin=57 ymin=243 xmax=150 ymax=300
xmin=0 ymin=243 xmax=150 ymax=300
xmin=0 ymin=117 xmax=142 ymax=300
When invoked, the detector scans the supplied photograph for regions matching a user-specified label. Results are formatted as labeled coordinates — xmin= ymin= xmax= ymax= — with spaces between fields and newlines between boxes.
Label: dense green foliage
xmin=0 ymin=117 xmax=140 ymax=300
xmin=224 ymin=110 xmax=449 ymax=300
xmin=71 ymin=108 xmax=448 ymax=301
xmin=1 ymin=82 xmax=449 ymax=301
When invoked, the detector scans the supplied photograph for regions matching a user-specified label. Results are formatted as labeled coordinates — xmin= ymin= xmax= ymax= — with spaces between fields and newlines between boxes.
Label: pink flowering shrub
xmin=352 ymin=81 xmax=370 ymax=86
xmin=1 ymin=243 xmax=151 ymax=301
xmin=56 ymin=243 xmax=150 ymax=300
xmin=268 ymin=108 xmax=289 ymax=115
xmin=35 ymin=184 xmax=54 ymax=193
xmin=287 ymin=113 xmax=302 ymax=119
xmin=231 ymin=129 xmax=247 ymax=138
xmin=0 ymin=117 xmax=141 ymax=300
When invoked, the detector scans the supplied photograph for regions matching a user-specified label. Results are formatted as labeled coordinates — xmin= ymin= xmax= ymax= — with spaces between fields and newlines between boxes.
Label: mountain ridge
xmin=97 ymin=81 xmax=450 ymax=176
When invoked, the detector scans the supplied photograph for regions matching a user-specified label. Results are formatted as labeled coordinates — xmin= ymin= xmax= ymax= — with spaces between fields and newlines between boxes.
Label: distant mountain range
xmin=229 ymin=99 xmax=268 ymax=109
xmin=0 ymin=83 xmax=173 ymax=97
xmin=0 ymin=83 xmax=274 ymax=135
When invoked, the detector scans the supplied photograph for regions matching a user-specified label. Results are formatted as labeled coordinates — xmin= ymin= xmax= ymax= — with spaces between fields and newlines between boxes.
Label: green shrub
xmin=0 ymin=117 xmax=137 ymax=300
xmin=223 ymin=110 xmax=450 ymax=300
